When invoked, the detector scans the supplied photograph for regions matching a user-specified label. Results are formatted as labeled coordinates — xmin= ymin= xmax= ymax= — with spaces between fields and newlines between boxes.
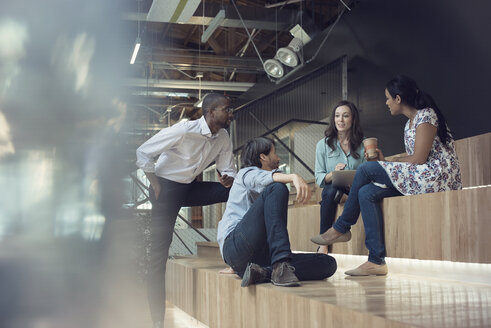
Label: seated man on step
xmin=217 ymin=137 xmax=337 ymax=287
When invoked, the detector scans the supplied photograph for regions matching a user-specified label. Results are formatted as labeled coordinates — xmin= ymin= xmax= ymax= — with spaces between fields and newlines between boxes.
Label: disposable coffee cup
xmin=363 ymin=138 xmax=378 ymax=159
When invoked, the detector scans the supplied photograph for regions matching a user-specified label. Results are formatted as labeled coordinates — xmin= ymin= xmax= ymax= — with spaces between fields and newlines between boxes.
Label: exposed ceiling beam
xmin=127 ymin=78 xmax=254 ymax=92
xmin=265 ymin=0 xmax=304 ymax=9
xmin=140 ymin=52 xmax=264 ymax=71
xmin=123 ymin=13 xmax=290 ymax=31
xmin=130 ymin=90 xmax=200 ymax=98
xmin=260 ymin=32 xmax=280 ymax=52
xmin=122 ymin=3 xmax=296 ymax=31
xmin=148 ymin=62 xmax=263 ymax=75
xmin=206 ymin=36 xmax=225 ymax=55
xmin=183 ymin=25 xmax=198 ymax=46
xmin=160 ymin=24 xmax=172 ymax=41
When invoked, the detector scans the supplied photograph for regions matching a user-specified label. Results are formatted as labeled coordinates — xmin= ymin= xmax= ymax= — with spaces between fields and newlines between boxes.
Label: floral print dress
xmin=379 ymin=108 xmax=462 ymax=195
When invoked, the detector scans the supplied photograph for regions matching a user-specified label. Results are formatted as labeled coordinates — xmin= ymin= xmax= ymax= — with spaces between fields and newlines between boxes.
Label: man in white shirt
xmin=136 ymin=93 xmax=236 ymax=328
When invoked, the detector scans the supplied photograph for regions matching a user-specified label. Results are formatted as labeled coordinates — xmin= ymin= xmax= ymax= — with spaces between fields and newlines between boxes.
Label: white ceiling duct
xmin=126 ymin=78 xmax=254 ymax=92
xmin=147 ymin=0 xmax=201 ymax=23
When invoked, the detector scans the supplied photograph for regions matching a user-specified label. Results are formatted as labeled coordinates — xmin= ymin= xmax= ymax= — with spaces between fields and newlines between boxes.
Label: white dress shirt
xmin=136 ymin=116 xmax=236 ymax=184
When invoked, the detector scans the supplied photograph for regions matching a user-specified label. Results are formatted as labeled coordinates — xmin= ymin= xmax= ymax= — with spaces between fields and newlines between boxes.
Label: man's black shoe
xmin=271 ymin=261 xmax=300 ymax=287
xmin=241 ymin=263 xmax=269 ymax=287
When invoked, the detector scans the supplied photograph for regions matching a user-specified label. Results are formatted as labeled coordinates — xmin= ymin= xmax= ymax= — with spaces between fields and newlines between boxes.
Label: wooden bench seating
xmin=164 ymin=133 xmax=491 ymax=327
xmin=287 ymin=132 xmax=491 ymax=264
xmin=288 ymin=186 xmax=491 ymax=263
xmin=288 ymin=132 xmax=491 ymax=206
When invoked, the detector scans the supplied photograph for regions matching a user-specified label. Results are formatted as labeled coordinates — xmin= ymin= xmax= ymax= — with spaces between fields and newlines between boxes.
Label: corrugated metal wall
xmin=201 ymin=58 xmax=347 ymax=226
xmin=291 ymin=121 xmax=328 ymax=181
xmin=234 ymin=56 xmax=346 ymax=147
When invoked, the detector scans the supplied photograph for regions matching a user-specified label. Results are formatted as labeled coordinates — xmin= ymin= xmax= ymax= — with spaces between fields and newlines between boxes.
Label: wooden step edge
xmin=195 ymin=241 xmax=219 ymax=248
xmin=327 ymin=253 xmax=491 ymax=286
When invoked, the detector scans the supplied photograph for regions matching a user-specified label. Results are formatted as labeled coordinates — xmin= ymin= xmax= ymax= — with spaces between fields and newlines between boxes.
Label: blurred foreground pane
xmin=0 ymin=1 xmax=150 ymax=327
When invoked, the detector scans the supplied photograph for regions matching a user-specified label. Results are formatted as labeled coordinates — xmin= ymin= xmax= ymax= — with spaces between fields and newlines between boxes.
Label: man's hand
xmin=151 ymin=182 xmax=161 ymax=199
xmin=219 ymin=174 xmax=234 ymax=188
xmin=144 ymin=172 xmax=162 ymax=199
xmin=292 ymin=174 xmax=311 ymax=204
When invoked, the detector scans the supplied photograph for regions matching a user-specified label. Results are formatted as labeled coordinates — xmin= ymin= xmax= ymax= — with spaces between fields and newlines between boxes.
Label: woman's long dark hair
xmin=324 ymin=100 xmax=364 ymax=159
xmin=386 ymin=75 xmax=452 ymax=144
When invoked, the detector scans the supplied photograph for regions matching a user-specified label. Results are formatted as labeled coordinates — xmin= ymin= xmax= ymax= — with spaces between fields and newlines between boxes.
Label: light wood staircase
xmin=165 ymin=132 xmax=491 ymax=327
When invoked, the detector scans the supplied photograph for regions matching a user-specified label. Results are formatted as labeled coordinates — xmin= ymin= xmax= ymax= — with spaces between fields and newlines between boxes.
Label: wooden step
xmin=288 ymin=179 xmax=322 ymax=206
xmin=288 ymin=186 xmax=491 ymax=264
xmin=196 ymin=241 xmax=221 ymax=259
xmin=286 ymin=133 xmax=490 ymax=205
xmin=455 ymin=132 xmax=491 ymax=187
xmin=166 ymin=255 xmax=491 ymax=328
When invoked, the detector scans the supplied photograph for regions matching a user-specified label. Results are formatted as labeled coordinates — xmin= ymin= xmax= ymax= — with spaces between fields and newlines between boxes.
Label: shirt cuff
xmin=220 ymin=169 xmax=236 ymax=178
xmin=269 ymin=169 xmax=282 ymax=184
xmin=136 ymin=161 xmax=156 ymax=173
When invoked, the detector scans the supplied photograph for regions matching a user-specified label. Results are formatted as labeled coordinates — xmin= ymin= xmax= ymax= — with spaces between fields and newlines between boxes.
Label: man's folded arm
xmin=135 ymin=125 xmax=184 ymax=172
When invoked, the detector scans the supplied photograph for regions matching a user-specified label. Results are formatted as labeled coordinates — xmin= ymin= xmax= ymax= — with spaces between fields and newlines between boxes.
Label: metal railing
xmin=129 ymin=117 xmax=330 ymax=256
xmin=127 ymin=172 xmax=211 ymax=257
xmin=233 ymin=115 xmax=329 ymax=177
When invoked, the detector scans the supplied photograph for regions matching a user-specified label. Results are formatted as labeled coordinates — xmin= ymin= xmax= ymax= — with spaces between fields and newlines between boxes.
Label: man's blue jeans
xmin=223 ymin=182 xmax=337 ymax=280
xmin=332 ymin=161 xmax=402 ymax=265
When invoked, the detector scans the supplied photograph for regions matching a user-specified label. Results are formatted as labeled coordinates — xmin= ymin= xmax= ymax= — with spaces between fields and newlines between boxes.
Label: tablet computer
xmin=332 ymin=170 xmax=356 ymax=189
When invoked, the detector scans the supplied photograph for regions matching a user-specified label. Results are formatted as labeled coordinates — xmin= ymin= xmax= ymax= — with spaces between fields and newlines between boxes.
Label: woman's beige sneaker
xmin=345 ymin=263 xmax=388 ymax=276
xmin=310 ymin=230 xmax=352 ymax=246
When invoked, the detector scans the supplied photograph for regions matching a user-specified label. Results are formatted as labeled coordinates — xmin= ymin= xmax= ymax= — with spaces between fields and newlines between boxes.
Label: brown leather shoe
xmin=241 ymin=263 xmax=269 ymax=287
xmin=310 ymin=230 xmax=352 ymax=246
xmin=345 ymin=263 xmax=388 ymax=276
xmin=271 ymin=261 xmax=300 ymax=287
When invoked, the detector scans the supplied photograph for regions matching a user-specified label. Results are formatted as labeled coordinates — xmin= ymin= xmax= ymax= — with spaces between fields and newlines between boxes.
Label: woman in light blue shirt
xmin=315 ymin=100 xmax=365 ymax=254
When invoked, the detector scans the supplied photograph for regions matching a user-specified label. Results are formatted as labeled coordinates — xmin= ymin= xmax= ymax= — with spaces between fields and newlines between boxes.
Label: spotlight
xmin=276 ymin=38 xmax=303 ymax=67
xmin=263 ymin=58 xmax=284 ymax=78
xmin=276 ymin=25 xmax=312 ymax=68
xmin=263 ymin=24 xmax=313 ymax=79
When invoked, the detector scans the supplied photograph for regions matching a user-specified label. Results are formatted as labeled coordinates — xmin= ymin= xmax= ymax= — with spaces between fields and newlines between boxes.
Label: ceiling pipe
xmin=126 ymin=78 xmax=254 ymax=92
xmin=137 ymin=104 xmax=164 ymax=120
xmin=264 ymin=0 xmax=304 ymax=9
xmin=122 ymin=3 xmax=295 ymax=31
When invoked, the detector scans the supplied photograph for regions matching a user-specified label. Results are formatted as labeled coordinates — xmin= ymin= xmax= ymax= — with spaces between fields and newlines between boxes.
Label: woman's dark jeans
xmin=332 ymin=161 xmax=402 ymax=265
xmin=223 ymin=182 xmax=337 ymax=281
xmin=320 ymin=183 xmax=340 ymax=234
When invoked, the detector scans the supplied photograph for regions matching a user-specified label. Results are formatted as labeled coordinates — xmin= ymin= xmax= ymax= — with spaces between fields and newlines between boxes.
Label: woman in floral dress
xmin=310 ymin=75 xmax=462 ymax=276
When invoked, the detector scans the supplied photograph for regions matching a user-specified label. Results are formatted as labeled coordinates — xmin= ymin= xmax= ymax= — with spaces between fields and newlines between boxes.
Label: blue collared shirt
xmin=315 ymin=138 xmax=365 ymax=187
xmin=217 ymin=166 xmax=275 ymax=255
